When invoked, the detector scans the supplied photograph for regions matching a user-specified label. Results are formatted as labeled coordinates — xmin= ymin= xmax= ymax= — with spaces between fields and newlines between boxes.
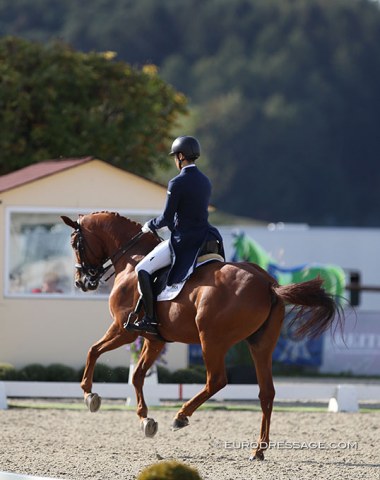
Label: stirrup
xmin=123 ymin=297 xmax=143 ymax=329
xmin=124 ymin=316 xmax=159 ymax=335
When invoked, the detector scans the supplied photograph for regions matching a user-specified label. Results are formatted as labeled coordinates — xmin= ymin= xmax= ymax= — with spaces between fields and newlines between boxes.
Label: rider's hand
xmin=141 ymin=222 xmax=153 ymax=234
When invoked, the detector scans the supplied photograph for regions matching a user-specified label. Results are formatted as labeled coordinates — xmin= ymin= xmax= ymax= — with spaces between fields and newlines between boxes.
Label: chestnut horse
xmin=61 ymin=211 xmax=343 ymax=460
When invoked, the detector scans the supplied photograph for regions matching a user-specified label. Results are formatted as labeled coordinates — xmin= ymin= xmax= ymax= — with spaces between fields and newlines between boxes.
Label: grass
xmin=7 ymin=400 xmax=379 ymax=413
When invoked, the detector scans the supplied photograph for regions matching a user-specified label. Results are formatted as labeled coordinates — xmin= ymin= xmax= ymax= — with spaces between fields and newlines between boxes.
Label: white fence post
xmin=0 ymin=381 xmax=8 ymax=409
xmin=328 ymin=384 xmax=359 ymax=412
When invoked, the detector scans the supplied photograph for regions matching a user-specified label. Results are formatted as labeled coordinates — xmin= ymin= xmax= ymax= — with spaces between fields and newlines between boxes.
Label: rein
xmin=104 ymin=230 xmax=146 ymax=280
xmin=74 ymin=227 xmax=145 ymax=287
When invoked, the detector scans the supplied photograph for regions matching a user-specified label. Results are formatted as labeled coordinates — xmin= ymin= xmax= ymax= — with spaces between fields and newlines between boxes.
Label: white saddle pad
xmin=157 ymin=254 xmax=224 ymax=302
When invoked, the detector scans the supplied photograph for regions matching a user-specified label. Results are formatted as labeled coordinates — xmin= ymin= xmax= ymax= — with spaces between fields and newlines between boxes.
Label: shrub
xmin=191 ymin=365 xmax=207 ymax=375
xmin=157 ymin=365 xmax=173 ymax=383
xmin=19 ymin=363 xmax=48 ymax=381
xmin=0 ymin=362 xmax=209 ymax=383
xmin=171 ymin=368 xmax=206 ymax=384
xmin=137 ymin=460 xmax=202 ymax=480
xmin=92 ymin=363 xmax=118 ymax=383
xmin=112 ymin=366 xmax=129 ymax=383
xmin=0 ymin=363 xmax=19 ymax=380
xmin=226 ymin=341 xmax=252 ymax=367
xmin=45 ymin=363 xmax=77 ymax=382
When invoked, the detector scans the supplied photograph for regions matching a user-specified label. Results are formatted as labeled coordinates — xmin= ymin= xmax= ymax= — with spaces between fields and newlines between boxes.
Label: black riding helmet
xmin=169 ymin=136 xmax=201 ymax=160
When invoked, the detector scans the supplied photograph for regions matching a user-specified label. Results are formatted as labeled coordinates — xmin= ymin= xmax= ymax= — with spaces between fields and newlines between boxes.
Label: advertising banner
xmin=273 ymin=313 xmax=323 ymax=367
xmin=320 ymin=311 xmax=380 ymax=376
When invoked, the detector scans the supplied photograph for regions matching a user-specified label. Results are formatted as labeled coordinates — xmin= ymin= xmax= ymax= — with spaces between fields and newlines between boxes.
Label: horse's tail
xmin=273 ymin=277 xmax=344 ymax=338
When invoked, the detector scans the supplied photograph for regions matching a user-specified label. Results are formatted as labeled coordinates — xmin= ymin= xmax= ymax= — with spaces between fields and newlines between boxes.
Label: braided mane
xmin=81 ymin=211 xmax=143 ymax=240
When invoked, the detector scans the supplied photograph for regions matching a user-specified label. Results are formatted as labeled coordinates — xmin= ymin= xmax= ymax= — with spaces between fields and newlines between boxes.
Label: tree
xmin=0 ymin=36 xmax=187 ymax=176
xmin=191 ymin=0 xmax=380 ymax=226
xmin=2 ymin=1 xmax=380 ymax=225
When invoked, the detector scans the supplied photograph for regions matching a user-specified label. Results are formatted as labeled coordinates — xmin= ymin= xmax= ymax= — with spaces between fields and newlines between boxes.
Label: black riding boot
xmin=126 ymin=270 xmax=158 ymax=334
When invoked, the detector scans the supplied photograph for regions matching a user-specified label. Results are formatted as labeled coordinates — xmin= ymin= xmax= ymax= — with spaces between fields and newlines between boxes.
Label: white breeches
xmin=136 ymin=239 xmax=172 ymax=275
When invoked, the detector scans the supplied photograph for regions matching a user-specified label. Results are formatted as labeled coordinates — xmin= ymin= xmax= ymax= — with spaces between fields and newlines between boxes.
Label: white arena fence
xmin=1 ymin=380 xmax=380 ymax=412
xmin=0 ymin=473 xmax=61 ymax=480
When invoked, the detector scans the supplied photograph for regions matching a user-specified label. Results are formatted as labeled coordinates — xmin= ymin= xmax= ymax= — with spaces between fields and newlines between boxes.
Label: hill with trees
xmin=1 ymin=0 xmax=380 ymax=226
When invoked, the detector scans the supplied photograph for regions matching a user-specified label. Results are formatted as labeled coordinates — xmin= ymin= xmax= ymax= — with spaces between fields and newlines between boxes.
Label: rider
xmin=126 ymin=135 xmax=224 ymax=334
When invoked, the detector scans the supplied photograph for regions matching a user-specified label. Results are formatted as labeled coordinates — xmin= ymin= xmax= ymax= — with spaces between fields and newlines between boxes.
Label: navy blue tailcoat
xmin=148 ymin=165 xmax=224 ymax=285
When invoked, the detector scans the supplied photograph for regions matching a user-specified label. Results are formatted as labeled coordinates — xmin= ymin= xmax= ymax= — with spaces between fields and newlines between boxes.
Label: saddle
xmin=154 ymin=239 xmax=224 ymax=301
xmin=124 ymin=239 xmax=224 ymax=334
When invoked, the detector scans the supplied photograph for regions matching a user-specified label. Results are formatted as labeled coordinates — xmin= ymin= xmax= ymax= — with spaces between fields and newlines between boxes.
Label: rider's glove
xmin=141 ymin=222 xmax=153 ymax=234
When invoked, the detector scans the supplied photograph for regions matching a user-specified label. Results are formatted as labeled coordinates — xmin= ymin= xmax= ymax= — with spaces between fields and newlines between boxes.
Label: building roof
xmin=0 ymin=157 xmax=93 ymax=193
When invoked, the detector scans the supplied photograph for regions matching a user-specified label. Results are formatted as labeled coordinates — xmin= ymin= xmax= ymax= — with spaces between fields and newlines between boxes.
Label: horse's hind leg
xmin=81 ymin=322 xmax=136 ymax=412
xmin=172 ymin=341 xmax=228 ymax=430
xmin=247 ymin=299 xmax=285 ymax=460
xmin=247 ymin=345 xmax=275 ymax=460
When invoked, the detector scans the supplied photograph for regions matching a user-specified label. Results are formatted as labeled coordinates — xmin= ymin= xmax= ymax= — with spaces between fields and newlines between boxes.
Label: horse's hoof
xmin=85 ymin=393 xmax=101 ymax=412
xmin=249 ymin=451 xmax=265 ymax=461
xmin=141 ymin=417 xmax=158 ymax=438
xmin=172 ymin=416 xmax=189 ymax=431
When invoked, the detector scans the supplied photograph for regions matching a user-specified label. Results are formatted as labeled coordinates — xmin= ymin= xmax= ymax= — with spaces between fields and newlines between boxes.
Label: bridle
xmin=73 ymin=224 xmax=145 ymax=290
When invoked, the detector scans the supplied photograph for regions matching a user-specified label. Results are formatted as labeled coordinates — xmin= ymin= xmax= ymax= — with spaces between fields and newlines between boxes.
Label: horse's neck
xmin=100 ymin=215 xmax=156 ymax=271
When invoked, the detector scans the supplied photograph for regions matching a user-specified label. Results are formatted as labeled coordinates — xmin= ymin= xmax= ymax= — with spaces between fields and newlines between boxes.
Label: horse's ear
xmin=61 ymin=215 xmax=79 ymax=229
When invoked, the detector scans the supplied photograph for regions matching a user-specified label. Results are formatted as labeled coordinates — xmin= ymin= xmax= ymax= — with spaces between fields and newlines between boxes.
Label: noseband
xmin=73 ymin=225 xmax=144 ymax=288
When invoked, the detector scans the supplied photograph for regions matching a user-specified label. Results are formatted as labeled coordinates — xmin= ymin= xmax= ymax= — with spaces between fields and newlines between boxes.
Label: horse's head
xmin=61 ymin=215 xmax=107 ymax=292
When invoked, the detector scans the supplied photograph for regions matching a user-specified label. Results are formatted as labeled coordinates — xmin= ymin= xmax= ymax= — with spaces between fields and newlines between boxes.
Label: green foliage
xmin=2 ymin=0 xmax=380 ymax=224
xmin=1 ymin=361 xmax=376 ymax=382
xmin=0 ymin=363 xmax=19 ymax=380
xmin=45 ymin=363 xmax=77 ymax=382
xmin=170 ymin=367 xmax=206 ymax=384
xmin=158 ymin=365 xmax=207 ymax=384
xmin=6 ymin=363 xmax=78 ymax=381
xmin=92 ymin=363 xmax=119 ymax=383
xmin=112 ymin=366 xmax=130 ymax=383
xmin=0 ymin=36 xmax=187 ymax=176
xmin=0 ymin=362 xmax=207 ymax=383
xmin=137 ymin=460 xmax=202 ymax=480
xmin=190 ymin=0 xmax=380 ymax=226
xmin=0 ymin=362 xmax=116 ymax=382
xmin=19 ymin=363 xmax=48 ymax=381
xmin=226 ymin=341 xmax=257 ymax=384
xmin=226 ymin=341 xmax=252 ymax=368
xmin=1 ymin=357 xmax=251 ymax=385
xmin=156 ymin=365 xmax=172 ymax=383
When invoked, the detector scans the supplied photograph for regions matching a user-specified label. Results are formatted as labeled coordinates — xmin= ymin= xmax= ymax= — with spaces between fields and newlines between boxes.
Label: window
xmin=5 ymin=208 xmax=155 ymax=298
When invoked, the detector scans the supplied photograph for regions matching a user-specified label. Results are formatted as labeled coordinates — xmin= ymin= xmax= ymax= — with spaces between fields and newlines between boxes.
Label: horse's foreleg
xmin=172 ymin=343 xmax=228 ymax=430
xmin=81 ymin=322 xmax=136 ymax=411
xmin=131 ymin=338 xmax=165 ymax=437
xmin=132 ymin=339 xmax=165 ymax=418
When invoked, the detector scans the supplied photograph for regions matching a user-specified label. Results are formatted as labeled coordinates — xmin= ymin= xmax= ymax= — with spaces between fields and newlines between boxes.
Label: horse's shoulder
xmin=110 ymin=269 xmax=136 ymax=297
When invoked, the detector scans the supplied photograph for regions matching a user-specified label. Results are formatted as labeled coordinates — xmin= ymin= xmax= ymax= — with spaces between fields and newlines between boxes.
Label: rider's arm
xmin=148 ymin=178 xmax=180 ymax=232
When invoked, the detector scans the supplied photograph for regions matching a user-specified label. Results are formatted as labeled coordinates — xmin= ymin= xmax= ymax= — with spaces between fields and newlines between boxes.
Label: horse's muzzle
xmin=75 ymin=277 xmax=98 ymax=292
xmin=75 ymin=279 xmax=86 ymax=291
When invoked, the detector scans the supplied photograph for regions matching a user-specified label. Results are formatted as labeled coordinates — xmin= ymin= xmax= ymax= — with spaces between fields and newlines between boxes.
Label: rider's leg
xmin=135 ymin=239 xmax=172 ymax=278
xmin=126 ymin=240 xmax=171 ymax=334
